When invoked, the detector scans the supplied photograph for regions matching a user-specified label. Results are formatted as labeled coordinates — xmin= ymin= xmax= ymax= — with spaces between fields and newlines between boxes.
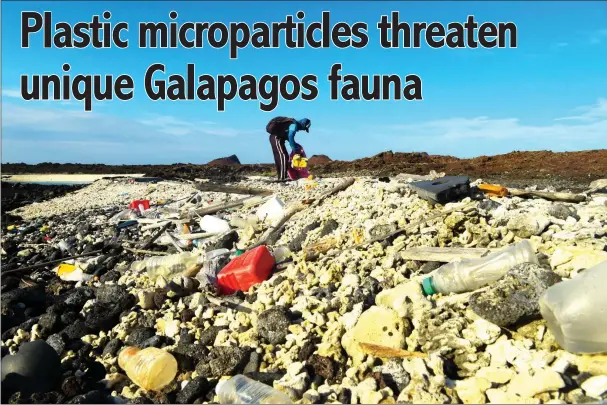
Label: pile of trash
xmin=1 ymin=173 xmax=607 ymax=404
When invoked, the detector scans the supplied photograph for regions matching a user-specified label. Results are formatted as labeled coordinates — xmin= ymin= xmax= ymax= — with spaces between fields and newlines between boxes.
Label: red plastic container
xmin=128 ymin=200 xmax=150 ymax=211
xmin=217 ymin=246 xmax=275 ymax=294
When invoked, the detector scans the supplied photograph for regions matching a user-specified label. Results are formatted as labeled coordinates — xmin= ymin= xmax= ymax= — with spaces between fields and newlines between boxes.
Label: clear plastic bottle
xmin=422 ymin=239 xmax=538 ymax=295
xmin=118 ymin=347 xmax=178 ymax=391
xmin=216 ymin=374 xmax=292 ymax=404
xmin=539 ymin=259 xmax=607 ymax=354
xmin=109 ymin=209 xmax=133 ymax=224
xmin=130 ymin=252 xmax=203 ymax=279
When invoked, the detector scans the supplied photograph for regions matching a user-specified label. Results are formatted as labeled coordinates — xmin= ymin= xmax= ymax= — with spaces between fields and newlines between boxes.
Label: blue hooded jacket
xmin=285 ymin=118 xmax=311 ymax=151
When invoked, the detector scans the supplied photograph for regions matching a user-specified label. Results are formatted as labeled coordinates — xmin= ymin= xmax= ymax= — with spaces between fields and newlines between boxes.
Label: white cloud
xmin=386 ymin=98 xmax=607 ymax=144
xmin=555 ymin=98 xmax=607 ymax=122
xmin=137 ymin=114 xmax=254 ymax=138
xmin=2 ymin=88 xmax=88 ymax=108
xmin=3 ymin=103 xmax=98 ymax=133
xmin=1 ymin=102 xmax=260 ymax=147
xmin=3 ymin=98 xmax=605 ymax=164
xmin=1 ymin=102 xmax=272 ymax=163
xmin=2 ymin=89 xmax=22 ymax=98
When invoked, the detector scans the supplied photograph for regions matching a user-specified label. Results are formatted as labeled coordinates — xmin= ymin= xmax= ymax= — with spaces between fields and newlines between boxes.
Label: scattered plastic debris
xmin=2 ymin=174 xmax=607 ymax=404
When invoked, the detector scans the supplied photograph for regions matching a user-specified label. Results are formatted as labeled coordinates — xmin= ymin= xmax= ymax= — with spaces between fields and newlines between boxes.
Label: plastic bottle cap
xmin=422 ymin=277 xmax=436 ymax=296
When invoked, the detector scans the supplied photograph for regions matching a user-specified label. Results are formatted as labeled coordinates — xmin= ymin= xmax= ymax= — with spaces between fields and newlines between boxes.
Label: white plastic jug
xmin=256 ymin=196 xmax=285 ymax=223
xmin=539 ymin=259 xmax=607 ymax=354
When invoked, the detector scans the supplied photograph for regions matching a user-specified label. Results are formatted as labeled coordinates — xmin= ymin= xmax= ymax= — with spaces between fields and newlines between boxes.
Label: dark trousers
xmin=269 ymin=134 xmax=289 ymax=180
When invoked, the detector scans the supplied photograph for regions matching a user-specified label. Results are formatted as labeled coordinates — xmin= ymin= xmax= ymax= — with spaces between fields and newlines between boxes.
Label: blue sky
xmin=2 ymin=1 xmax=606 ymax=165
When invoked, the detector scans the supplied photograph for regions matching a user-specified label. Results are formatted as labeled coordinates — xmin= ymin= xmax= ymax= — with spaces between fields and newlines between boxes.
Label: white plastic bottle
xmin=539 ymin=259 xmax=607 ymax=354
xmin=216 ymin=374 xmax=292 ymax=404
xmin=199 ymin=215 xmax=231 ymax=233
xmin=130 ymin=252 xmax=202 ymax=279
xmin=422 ymin=239 xmax=538 ymax=295
xmin=118 ymin=347 xmax=178 ymax=391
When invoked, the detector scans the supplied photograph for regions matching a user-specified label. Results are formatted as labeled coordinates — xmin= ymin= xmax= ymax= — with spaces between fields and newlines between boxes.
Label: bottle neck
xmin=422 ymin=277 xmax=437 ymax=296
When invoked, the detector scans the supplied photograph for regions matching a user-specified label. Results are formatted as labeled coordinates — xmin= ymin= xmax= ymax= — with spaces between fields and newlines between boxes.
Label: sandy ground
xmin=2 ymin=174 xmax=146 ymax=183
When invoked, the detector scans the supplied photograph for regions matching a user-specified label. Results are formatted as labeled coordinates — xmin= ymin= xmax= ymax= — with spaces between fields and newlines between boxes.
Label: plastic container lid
xmin=422 ymin=277 xmax=436 ymax=296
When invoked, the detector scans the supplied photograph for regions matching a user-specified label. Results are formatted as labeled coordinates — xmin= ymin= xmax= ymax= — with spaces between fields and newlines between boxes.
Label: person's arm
xmin=287 ymin=123 xmax=298 ymax=152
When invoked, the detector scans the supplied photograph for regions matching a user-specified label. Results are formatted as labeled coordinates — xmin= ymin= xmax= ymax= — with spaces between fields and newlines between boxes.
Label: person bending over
xmin=266 ymin=117 xmax=311 ymax=182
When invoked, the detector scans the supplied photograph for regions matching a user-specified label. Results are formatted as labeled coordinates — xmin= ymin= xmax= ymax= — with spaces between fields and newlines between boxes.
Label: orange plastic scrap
xmin=358 ymin=343 xmax=428 ymax=359
xmin=478 ymin=183 xmax=509 ymax=197
xmin=304 ymin=181 xmax=319 ymax=191
xmin=182 ymin=224 xmax=192 ymax=246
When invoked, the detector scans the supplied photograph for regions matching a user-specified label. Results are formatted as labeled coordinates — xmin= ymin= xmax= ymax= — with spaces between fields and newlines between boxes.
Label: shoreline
xmin=2 ymin=173 xmax=146 ymax=183
xmin=2 ymin=150 xmax=606 ymax=187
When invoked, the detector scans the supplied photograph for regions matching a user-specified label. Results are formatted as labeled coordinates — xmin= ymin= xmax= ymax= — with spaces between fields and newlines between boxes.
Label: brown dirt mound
xmin=312 ymin=150 xmax=606 ymax=179
xmin=207 ymin=154 xmax=241 ymax=165
xmin=308 ymin=155 xmax=332 ymax=165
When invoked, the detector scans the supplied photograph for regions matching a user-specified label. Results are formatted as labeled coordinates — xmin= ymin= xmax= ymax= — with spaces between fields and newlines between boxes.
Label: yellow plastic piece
xmin=352 ymin=228 xmax=365 ymax=244
xmin=57 ymin=263 xmax=77 ymax=276
xmin=292 ymin=154 xmax=308 ymax=169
